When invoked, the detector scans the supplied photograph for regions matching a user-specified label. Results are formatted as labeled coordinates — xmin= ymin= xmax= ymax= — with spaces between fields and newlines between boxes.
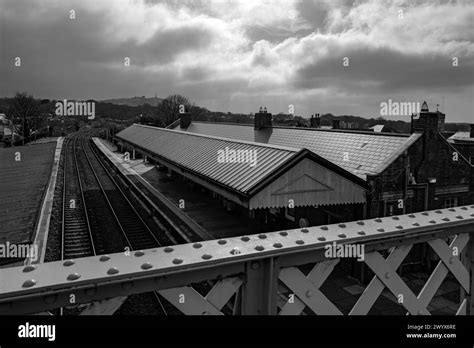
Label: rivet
xmin=306 ymin=290 xmax=313 ymax=298
xmin=338 ymin=233 xmax=347 ymax=238
xmin=384 ymin=272 xmax=390 ymax=279
xmin=202 ymin=254 xmax=212 ymax=260
xmin=460 ymin=207 xmax=467 ymax=210
xmin=67 ymin=273 xmax=81 ymax=281
xmin=164 ymin=247 xmax=174 ymax=253
xmin=141 ymin=262 xmax=153 ymax=270
xmin=279 ymin=231 xmax=288 ymax=236
xmin=255 ymin=245 xmax=264 ymax=251
xmin=357 ymin=230 xmax=365 ymax=235
xmin=318 ymin=236 xmax=326 ymax=241
xmin=273 ymin=243 xmax=283 ymax=248
xmin=23 ymin=265 xmax=36 ymax=273
xmin=193 ymin=243 xmax=202 ymax=249
xmin=449 ymin=208 xmax=456 ymax=212
xmin=134 ymin=251 xmax=145 ymax=257
xmin=22 ymin=279 xmax=36 ymax=288
xmin=408 ymin=214 xmax=416 ymax=218
xmin=251 ymin=261 xmax=260 ymax=270
xmin=435 ymin=210 xmax=442 ymax=213
xmin=456 ymin=215 xmax=463 ymax=219
xmin=412 ymin=222 xmax=420 ymax=226
xmin=375 ymin=218 xmax=382 ymax=223
xmin=338 ymin=223 xmax=346 ymax=228
xmin=107 ymin=267 xmax=119 ymax=275
xmin=422 ymin=212 xmax=429 ymax=216
xmin=63 ymin=260 xmax=75 ymax=267
xmin=320 ymin=226 xmax=328 ymax=230
xmin=301 ymin=228 xmax=309 ymax=233
xmin=442 ymin=217 xmax=450 ymax=221
xmin=296 ymin=239 xmax=305 ymax=245
xmin=396 ymin=225 xmax=403 ymax=229
xmin=218 ymin=239 xmax=227 ymax=245
xmin=392 ymin=216 xmax=400 ymax=220
xmin=377 ymin=228 xmax=385 ymax=232
xmin=230 ymin=247 xmax=241 ymax=255
xmin=429 ymin=220 xmax=436 ymax=224
xmin=99 ymin=255 xmax=110 ymax=262
xmin=357 ymin=221 xmax=364 ymax=225
xmin=241 ymin=236 xmax=250 ymax=242
xmin=173 ymin=258 xmax=183 ymax=264
xmin=258 ymin=234 xmax=267 ymax=239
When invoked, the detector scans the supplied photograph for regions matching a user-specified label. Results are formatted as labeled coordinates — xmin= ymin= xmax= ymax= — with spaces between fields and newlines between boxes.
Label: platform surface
xmin=0 ymin=143 xmax=57 ymax=244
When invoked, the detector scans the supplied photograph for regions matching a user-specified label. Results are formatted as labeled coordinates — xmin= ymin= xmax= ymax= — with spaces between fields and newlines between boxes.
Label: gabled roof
xmin=172 ymin=122 xmax=422 ymax=179
xmin=116 ymin=124 xmax=368 ymax=200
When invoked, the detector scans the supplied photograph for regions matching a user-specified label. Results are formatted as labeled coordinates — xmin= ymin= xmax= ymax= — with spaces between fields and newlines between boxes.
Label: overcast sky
xmin=0 ymin=0 xmax=473 ymax=122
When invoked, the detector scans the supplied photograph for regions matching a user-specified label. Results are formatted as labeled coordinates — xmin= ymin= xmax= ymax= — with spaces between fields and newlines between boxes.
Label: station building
xmin=114 ymin=102 xmax=473 ymax=234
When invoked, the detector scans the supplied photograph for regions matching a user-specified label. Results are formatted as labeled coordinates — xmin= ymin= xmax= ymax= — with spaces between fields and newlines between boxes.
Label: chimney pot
xmin=254 ymin=107 xmax=272 ymax=129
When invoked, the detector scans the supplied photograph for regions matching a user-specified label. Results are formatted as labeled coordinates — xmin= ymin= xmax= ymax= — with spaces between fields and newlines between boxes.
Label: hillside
xmin=100 ymin=96 xmax=163 ymax=107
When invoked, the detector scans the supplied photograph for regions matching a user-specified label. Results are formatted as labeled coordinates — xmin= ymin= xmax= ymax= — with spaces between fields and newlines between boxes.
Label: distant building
xmin=448 ymin=124 xmax=474 ymax=165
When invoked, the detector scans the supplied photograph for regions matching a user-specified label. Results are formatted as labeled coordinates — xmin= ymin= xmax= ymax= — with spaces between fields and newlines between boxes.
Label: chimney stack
xmin=180 ymin=112 xmax=191 ymax=128
xmin=254 ymin=106 xmax=272 ymax=130
xmin=332 ymin=119 xmax=340 ymax=129
xmin=411 ymin=101 xmax=445 ymax=135
xmin=310 ymin=113 xmax=321 ymax=128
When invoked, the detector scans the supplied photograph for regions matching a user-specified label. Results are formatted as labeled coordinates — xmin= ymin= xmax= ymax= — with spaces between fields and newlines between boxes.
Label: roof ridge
xmin=132 ymin=123 xmax=301 ymax=153
xmin=189 ymin=121 xmax=412 ymax=138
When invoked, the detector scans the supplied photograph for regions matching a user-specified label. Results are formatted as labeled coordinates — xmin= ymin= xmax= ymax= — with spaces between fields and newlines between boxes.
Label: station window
xmin=443 ymin=198 xmax=458 ymax=208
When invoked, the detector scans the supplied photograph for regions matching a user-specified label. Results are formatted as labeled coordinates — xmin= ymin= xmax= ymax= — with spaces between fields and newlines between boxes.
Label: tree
xmin=7 ymin=92 xmax=41 ymax=145
xmin=157 ymin=94 xmax=192 ymax=127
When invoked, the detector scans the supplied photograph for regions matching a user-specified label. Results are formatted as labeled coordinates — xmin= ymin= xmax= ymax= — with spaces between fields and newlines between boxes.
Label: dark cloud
xmin=294 ymin=46 xmax=474 ymax=94
xmin=0 ymin=0 xmax=472 ymax=122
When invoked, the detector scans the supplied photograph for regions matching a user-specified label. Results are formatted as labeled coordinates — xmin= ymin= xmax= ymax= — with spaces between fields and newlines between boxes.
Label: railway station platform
xmin=0 ymin=139 xmax=63 ymax=266
xmin=93 ymin=137 xmax=252 ymax=239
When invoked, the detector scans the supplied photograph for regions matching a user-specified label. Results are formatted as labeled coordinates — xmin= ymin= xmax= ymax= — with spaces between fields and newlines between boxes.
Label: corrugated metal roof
xmin=116 ymin=124 xmax=299 ymax=194
xmin=174 ymin=122 xmax=422 ymax=179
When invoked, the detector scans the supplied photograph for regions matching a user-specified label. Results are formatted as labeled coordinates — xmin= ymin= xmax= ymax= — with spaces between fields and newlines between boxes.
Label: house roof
xmin=172 ymin=122 xmax=422 ymax=179
xmin=448 ymin=131 xmax=474 ymax=143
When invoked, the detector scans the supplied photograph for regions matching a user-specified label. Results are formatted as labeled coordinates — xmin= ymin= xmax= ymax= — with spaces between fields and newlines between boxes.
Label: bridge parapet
xmin=0 ymin=206 xmax=473 ymax=315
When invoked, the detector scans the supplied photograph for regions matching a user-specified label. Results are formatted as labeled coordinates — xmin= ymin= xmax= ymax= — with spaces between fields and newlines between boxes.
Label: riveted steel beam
xmin=0 ymin=206 xmax=473 ymax=315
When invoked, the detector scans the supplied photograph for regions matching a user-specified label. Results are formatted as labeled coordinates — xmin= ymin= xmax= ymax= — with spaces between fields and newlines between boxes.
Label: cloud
xmin=0 ymin=0 xmax=472 ymax=121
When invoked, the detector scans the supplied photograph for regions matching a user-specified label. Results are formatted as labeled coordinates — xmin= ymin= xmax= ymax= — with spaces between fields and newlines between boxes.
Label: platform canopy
xmin=116 ymin=124 xmax=368 ymax=209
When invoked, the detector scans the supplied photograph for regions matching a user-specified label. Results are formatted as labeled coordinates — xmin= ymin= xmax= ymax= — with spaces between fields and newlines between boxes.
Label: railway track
xmin=59 ymin=130 xmax=227 ymax=315
xmin=61 ymin=134 xmax=96 ymax=260
xmin=77 ymin=132 xmax=172 ymax=315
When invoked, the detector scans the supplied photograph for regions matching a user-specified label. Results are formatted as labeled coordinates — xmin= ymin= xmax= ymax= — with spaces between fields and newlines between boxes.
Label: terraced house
xmin=115 ymin=102 xmax=473 ymax=233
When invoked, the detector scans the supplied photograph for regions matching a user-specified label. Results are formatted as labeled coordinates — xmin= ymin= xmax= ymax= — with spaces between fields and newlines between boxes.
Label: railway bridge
xmin=0 ymin=205 xmax=473 ymax=315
